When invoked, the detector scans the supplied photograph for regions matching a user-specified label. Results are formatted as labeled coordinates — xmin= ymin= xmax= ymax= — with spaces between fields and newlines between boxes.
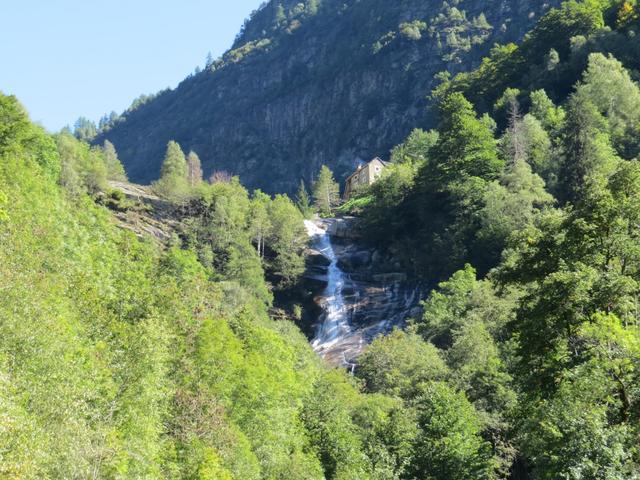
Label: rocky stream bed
xmin=303 ymin=218 xmax=423 ymax=368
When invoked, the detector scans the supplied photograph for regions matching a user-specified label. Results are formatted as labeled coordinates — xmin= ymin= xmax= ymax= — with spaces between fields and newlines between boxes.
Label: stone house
xmin=343 ymin=157 xmax=389 ymax=200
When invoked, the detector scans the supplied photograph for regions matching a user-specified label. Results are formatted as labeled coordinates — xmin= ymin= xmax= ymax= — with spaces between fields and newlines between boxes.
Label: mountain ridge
xmin=96 ymin=0 xmax=560 ymax=193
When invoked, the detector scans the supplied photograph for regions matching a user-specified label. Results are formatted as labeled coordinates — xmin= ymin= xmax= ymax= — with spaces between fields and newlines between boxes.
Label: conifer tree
xmin=102 ymin=140 xmax=127 ymax=181
xmin=428 ymin=92 xmax=502 ymax=184
xmin=559 ymin=91 xmax=618 ymax=205
xmin=312 ymin=165 xmax=339 ymax=216
xmin=161 ymin=141 xmax=187 ymax=178
xmin=154 ymin=140 xmax=189 ymax=200
xmin=73 ymin=117 xmax=97 ymax=142
xmin=295 ymin=179 xmax=313 ymax=217
xmin=187 ymin=151 xmax=203 ymax=187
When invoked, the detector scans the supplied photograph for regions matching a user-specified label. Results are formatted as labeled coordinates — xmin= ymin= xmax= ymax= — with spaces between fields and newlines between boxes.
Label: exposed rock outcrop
xmin=326 ymin=216 xmax=362 ymax=240
xmin=104 ymin=181 xmax=178 ymax=243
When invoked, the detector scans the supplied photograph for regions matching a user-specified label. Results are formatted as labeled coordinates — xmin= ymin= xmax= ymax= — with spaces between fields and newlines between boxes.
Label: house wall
xmin=343 ymin=159 xmax=387 ymax=200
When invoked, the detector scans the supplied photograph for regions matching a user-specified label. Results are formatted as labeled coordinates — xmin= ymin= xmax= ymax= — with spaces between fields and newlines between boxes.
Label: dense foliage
xmin=3 ymin=0 xmax=640 ymax=478
xmin=347 ymin=1 xmax=640 ymax=477
xmin=0 ymin=93 xmax=420 ymax=479
xmin=3 ymin=90 xmax=528 ymax=479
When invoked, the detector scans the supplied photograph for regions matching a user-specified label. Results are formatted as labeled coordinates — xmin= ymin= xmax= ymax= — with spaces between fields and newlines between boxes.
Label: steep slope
xmin=97 ymin=0 xmax=560 ymax=193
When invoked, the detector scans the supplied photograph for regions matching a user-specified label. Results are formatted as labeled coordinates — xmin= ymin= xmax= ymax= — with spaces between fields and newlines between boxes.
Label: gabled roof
xmin=345 ymin=157 xmax=389 ymax=182
xmin=370 ymin=157 xmax=391 ymax=167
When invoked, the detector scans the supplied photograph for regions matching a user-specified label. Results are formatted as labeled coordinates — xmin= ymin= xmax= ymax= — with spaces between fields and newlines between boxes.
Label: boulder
xmin=326 ymin=217 xmax=362 ymax=239
xmin=306 ymin=249 xmax=331 ymax=268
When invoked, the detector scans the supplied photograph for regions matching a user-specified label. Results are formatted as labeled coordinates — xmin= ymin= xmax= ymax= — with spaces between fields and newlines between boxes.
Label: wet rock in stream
xmin=303 ymin=218 xmax=423 ymax=368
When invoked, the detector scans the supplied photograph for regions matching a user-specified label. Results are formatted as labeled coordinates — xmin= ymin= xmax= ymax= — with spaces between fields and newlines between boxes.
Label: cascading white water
xmin=304 ymin=220 xmax=351 ymax=353
xmin=304 ymin=219 xmax=420 ymax=369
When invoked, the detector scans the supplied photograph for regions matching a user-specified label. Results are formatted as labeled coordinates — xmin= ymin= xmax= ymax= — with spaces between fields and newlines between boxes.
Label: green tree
xmin=302 ymin=371 xmax=369 ymax=479
xmin=362 ymin=160 xmax=418 ymax=243
xmin=56 ymin=133 xmax=108 ymax=196
xmin=558 ymin=90 xmax=619 ymax=205
xmin=499 ymin=158 xmax=640 ymax=397
xmin=427 ymin=92 xmax=502 ymax=184
xmin=187 ymin=150 xmax=204 ymax=187
xmin=518 ymin=356 xmax=637 ymax=479
xmin=102 ymin=140 xmax=127 ymax=181
xmin=477 ymin=158 xmax=554 ymax=266
xmin=357 ymin=330 xmax=449 ymax=399
xmin=417 ymin=265 xmax=514 ymax=349
xmin=312 ymin=165 xmax=340 ymax=215
xmin=295 ymin=179 xmax=313 ymax=218
xmin=154 ymin=140 xmax=189 ymax=200
xmin=390 ymin=128 xmax=439 ymax=166
xmin=529 ymin=89 xmax=565 ymax=135
xmin=409 ymin=382 xmax=495 ymax=480
xmin=353 ymin=395 xmax=419 ymax=479
xmin=520 ymin=0 xmax=606 ymax=60
xmin=183 ymin=178 xmax=272 ymax=304
xmin=73 ymin=116 xmax=97 ymax=141
xmin=520 ymin=114 xmax=555 ymax=187
xmin=266 ymin=194 xmax=307 ymax=289
xmin=0 ymin=94 xmax=60 ymax=179
xmin=577 ymin=53 xmax=640 ymax=158
xmin=402 ymin=92 xmax=503 ymax=278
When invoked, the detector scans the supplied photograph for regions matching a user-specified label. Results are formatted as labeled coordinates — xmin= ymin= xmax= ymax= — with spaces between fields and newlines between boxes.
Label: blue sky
xmin=0 ymin=0 xmax=264 ymax=131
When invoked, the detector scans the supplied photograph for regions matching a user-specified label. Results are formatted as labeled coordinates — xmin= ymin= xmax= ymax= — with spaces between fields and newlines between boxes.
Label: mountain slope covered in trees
xmin=96 ymin=0 xmax=560 ymax=193
xmin=2 ymin=89 xmax=519 ymax=479
xmin=341 ymin=1 xmax=640 ymax=476
xmin=4 ymin=0 xmax=640 ymax=478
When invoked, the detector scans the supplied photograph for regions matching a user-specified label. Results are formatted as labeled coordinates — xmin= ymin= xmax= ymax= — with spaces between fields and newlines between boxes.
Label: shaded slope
xmin=98 ymin=0 xmax=559 ymax=193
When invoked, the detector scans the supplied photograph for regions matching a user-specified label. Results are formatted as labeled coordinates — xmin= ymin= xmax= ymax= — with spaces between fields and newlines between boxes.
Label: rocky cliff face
xmin=97 ymin=0 xmax=560 ymax=193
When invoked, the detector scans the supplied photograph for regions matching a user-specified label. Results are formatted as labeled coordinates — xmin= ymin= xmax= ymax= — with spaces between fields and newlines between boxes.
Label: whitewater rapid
xmin=304 ymin=219 xmax=420 ymax=369
xmin=304 ymin=220 xmax=352 ymax=353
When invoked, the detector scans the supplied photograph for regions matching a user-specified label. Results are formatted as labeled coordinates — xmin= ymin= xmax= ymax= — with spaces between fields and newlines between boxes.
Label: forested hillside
xmin=342 ymin=0 xmax=640 ymax=477
xmin=94 ymin=0 xmax=560 ymax=193
xmin=0 ymin=93 xmax=509 ymax=479
xmin=355 ymin=0 xmax=640 ymax=281
xmin=3 ymin=0 xmax=640 ymax=478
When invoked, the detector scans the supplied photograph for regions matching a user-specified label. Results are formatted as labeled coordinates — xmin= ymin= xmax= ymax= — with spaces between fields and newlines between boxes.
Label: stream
xmin=304 ymin=219 xmax=420 ymax=369
xmin=304 ymin=220 xmax=351 ymax=351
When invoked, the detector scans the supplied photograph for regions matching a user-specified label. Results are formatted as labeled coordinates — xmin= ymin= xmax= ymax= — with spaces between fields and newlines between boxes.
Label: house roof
xmin=371 ymin=157 xmax=391 ymax=167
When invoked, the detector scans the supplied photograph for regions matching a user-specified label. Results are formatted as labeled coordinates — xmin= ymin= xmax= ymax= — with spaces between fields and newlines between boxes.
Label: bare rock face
xmin=326 ymin=217 xmax=362 ymax=240
xmin=104 ymin=181 xmax=178 ymax=243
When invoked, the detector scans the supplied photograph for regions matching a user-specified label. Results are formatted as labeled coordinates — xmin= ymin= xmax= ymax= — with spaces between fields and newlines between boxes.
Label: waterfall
xmin=303 ymin=219 xmax=420 ymax=369
xmin=304 ymin=220 xmax=351 ymax=353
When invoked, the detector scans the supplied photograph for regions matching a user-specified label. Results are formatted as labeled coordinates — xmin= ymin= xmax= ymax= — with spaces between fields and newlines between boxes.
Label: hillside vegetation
xmin=2 ymin=0 xmax=640 ymax=478
xmin=345 ymin=1 xmax=640 ymax=476
xmin=0 ymin=93 xmax=505 ymax=479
